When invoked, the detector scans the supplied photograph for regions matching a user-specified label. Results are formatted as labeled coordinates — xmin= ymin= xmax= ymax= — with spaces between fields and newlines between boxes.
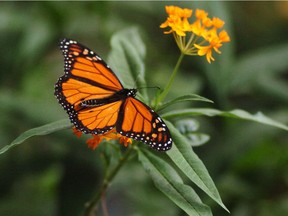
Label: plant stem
xmin=83 ymin=146 xmax=134 ymax=216
xmin=155 ymin=52 xmax=185 ymax=109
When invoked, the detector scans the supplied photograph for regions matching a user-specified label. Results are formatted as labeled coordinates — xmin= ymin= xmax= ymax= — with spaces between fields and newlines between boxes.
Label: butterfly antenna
xmin=137 ymin=86 xmax=161 ymax=92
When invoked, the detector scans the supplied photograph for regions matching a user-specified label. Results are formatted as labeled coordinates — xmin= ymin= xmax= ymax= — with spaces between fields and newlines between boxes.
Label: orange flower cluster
xmin=160 ymin=5 xmax=230 ymax=63
xmin=72 ymin=127 xmax=132 ymax=150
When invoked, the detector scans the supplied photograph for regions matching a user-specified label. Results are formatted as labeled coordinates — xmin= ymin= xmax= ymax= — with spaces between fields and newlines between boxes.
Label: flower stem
xmin=83 ymin=146 xmax=134 ymax=216
xmin=155 ymin=52 xmax=185 ymax=109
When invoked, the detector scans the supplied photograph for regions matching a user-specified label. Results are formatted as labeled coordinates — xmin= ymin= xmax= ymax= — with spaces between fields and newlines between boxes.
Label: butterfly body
xmin=55 ymin=39 xmax=172 ymax=151
xmin=80 ymin=89 xmax=137 ymax=108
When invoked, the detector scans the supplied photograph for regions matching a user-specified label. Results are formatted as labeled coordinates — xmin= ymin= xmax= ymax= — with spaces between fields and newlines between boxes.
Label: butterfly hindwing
xmin=76 ymin=100 xmax=122 ymax=134
xmin=117 ymin=97 xmax=172 ymax=151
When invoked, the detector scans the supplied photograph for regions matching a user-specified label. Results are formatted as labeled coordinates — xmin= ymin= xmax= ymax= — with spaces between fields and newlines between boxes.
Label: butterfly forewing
xmin=60 ymin=78 xmax=116 ymax=108
xmin=55 ymin=39 xmax=123 ymax=109
xmin=60 ymin=39 xmax=123 ymax=91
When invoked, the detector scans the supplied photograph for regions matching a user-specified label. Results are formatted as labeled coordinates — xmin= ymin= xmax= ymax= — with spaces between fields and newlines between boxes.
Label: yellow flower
xmin=165 ymin=5 xmax=192 ymax=18
xmin=211 ymin=17 xmax=225 ymax=29
xmin=160 ymin=6 xmax=193 ymax=36
xmin=194 ymin=32 xmax=227 ymax=63
xmin=194 ymin=41 xmax=221 ymax=64
xmin=195 ymin=9 xmax=208 ymax=20
xmin=160 ymin=5 xmax=230 ymax=63
xmin=219 ymin=30 xmax=231 ymax=42
xmin=72 ymin=128 xmax=133 ymax=150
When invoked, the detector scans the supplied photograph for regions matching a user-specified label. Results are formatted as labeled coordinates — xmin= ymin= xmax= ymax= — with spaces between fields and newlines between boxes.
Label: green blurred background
xmin=0 ymin=1 xmax=288 ymax=216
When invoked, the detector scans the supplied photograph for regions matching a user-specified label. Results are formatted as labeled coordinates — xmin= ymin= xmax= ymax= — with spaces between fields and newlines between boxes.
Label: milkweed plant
xmin=2 ymin=5 xmax=288 ymax=216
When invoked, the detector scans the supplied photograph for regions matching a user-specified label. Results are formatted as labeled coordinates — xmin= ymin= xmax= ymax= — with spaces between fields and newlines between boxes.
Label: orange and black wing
xmin=117 ymin=97 xmax=172 ymax=151
xmin=55 ymin=38 xmax=124 ymax=134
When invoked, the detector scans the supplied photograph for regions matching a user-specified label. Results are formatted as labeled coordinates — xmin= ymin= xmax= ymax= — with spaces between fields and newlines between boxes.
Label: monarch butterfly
xmin=54 ymin=38 xmax=172 ymax=151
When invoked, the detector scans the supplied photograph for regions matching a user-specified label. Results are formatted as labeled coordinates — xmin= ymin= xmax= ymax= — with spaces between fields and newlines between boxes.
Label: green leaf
xmin=138 ymin=149 xmax=212 ymax=216
xmin=163 ymin=108 xmax=288 ymax=131
xmin=0 ymin=119 xmax=71 ymax=154
xmin=107 ymin=27 xmax=148 ymax=101
xmin=165 ymin=121 xmax=229 ymax=212
xmin=183 ymin=133 xmax=210 ymax=147
xmin=175 ymin=118 xmax=201 ymax=132
xmin=175 ymin=119 xmax=210 ymax=147
xmin=157 ymin=94 xmax=213 ymax=112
